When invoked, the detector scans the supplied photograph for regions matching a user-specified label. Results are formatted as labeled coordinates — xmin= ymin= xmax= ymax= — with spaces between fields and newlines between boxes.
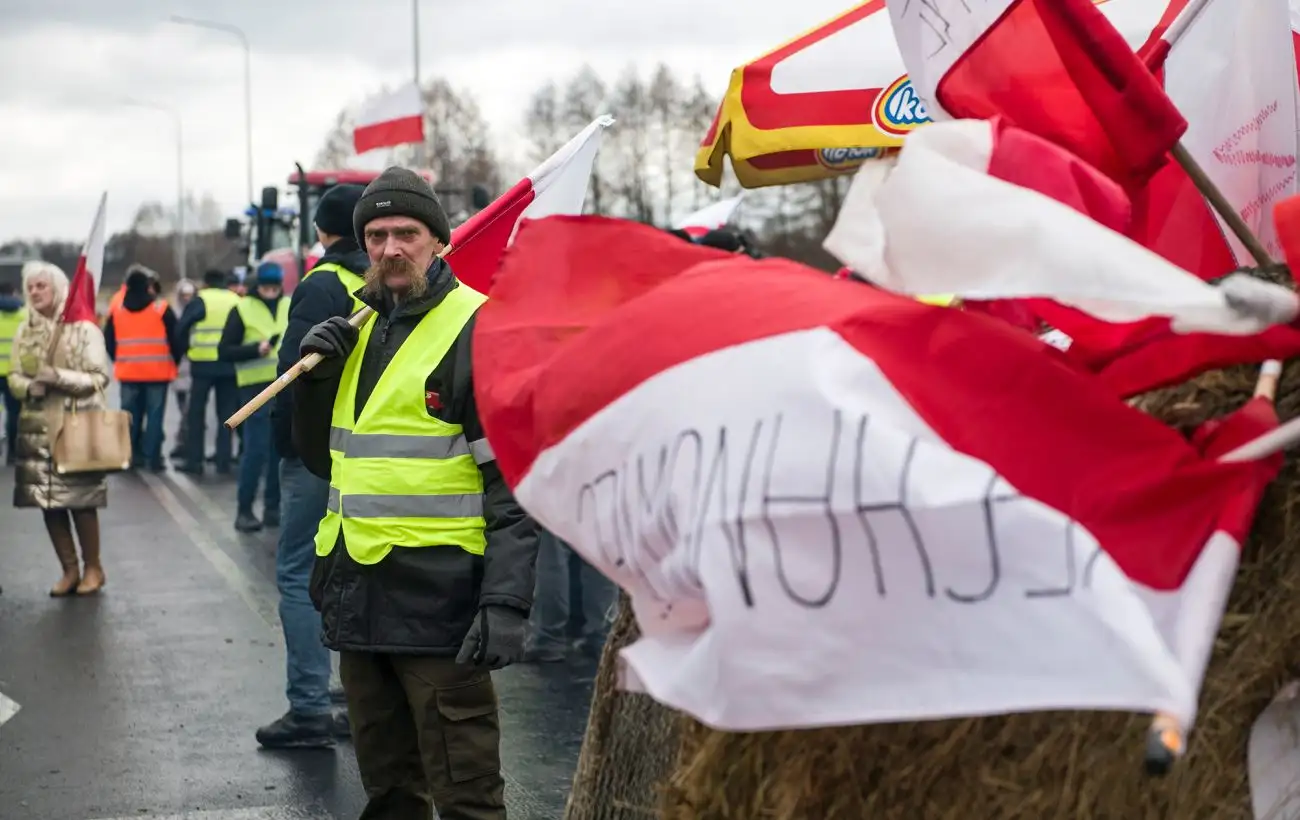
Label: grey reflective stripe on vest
xmin=326 ymin=486 xmax=484 ymax=518
xmin=329 ymin=426 xmax=471 ymax=460
xmin=235 ymin=359 xmax=272 ymax=372
xmin=118 ymin=354 xmax=173 ymax=362
xmin=468 ymin=438 xmax=494 ymax=465
xmin=118 ymin=337 xmax=167 ymax=346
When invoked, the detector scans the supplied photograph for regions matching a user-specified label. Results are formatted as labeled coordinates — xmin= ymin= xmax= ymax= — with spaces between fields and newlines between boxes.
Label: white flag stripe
xmin=823 ymin=119 xmax=1298 ymax=334
xmin=354 ymin=81 xmax=422 ymax=128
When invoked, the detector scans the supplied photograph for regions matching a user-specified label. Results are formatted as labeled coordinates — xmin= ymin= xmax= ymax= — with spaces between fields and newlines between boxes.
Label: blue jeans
xmin=119 ymin=381 xmax=168 ymax=467
xmin=236 ymin=385 xmax=280 ymax=513
xmin=277 ymin=457 xmax=332 ymax=715
xmin=527 ymin=530 xmax=616 ymax=653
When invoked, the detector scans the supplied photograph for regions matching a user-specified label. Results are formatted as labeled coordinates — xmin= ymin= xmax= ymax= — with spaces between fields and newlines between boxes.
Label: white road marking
xmin=0 ymin=689 xmax=19 ymax=728
xmin=86 ymin=808 xmax=328 ymax=820
xmin=139 ymin=472 xmax=282 ymax=633
xmin=167 ymin=468 xmax=239 ymax=529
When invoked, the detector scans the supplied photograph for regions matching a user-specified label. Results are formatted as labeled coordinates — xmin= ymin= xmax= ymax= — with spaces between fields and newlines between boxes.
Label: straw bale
xmin=657 ymin=362 xmax=1300 ymax=820
xmin=566 ymin=591 xmax=684 ymax=820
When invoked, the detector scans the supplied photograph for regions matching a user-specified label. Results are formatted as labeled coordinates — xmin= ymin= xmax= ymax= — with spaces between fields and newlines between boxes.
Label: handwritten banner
xmin=515 ymin=329 xmax=1233 ymax=732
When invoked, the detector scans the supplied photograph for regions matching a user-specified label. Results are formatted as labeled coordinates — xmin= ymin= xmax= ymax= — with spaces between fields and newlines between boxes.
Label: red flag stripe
xmin=352 ymin=114 xmax=424 ymax=155
xmin=476 ymin=217 xmax=1278 ymax=594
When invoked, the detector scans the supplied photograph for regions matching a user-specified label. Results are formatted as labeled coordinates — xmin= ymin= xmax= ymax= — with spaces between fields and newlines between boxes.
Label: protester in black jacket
xmin=254 ymin=182 xmax=367 ymax=751
xmin=292 ymin=167 xmax=535 ymax=819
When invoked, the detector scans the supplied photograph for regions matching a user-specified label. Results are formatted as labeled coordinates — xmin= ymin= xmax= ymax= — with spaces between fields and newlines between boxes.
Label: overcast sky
xmin=0 ymin=0 xmax=852 ymax=241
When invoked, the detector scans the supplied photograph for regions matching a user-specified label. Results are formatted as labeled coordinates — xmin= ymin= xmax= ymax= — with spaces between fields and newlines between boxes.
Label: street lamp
xmin=121 ymin=98 xmax=186 ymax=281
xmin=168 ymin=15 xmax=253 ymax=208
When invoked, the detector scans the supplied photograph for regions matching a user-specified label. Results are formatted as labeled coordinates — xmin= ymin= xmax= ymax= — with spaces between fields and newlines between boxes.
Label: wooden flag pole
xmin=1143 ymin=359 xmax=1283 ymax=776
xmin=1169 ymin=143 xmax=1275 ymax=268
xmin=223 ymin=244 xmax=453 ymax=430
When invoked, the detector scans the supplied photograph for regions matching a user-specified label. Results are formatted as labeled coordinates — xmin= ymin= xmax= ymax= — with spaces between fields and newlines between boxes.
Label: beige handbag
xmin=52 ymin=394 xmax=132 ymax=475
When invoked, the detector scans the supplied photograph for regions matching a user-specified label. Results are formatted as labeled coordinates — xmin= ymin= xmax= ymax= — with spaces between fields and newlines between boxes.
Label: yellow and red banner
xmin=695 ymin=1 xmax=924 ymax=189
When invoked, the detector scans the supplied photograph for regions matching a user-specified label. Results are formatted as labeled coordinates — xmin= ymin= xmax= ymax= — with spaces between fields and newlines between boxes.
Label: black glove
xmin=456 ymin=605 xmax=528 ymax=670
xmin=300 ymin=316 xmax=358 ymax=359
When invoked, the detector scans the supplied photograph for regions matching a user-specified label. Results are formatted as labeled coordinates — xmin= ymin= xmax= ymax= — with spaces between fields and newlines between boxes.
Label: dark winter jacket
xmin=272 ymin=238 xmax=369 ymax=459
xmin=292 ymin=257 xmax=538 ymax=655
xmin=217 ymin=291 xmax=284 ymax=386
xmin=176 ymin=290 xmax=238 ymax=378
xmin=103 ymin=285 xmax=183 ymax=371
xmin=0 ymin=294 xmax=23 ymax=313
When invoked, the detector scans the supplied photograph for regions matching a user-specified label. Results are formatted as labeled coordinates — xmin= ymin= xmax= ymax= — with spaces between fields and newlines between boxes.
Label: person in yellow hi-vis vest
xmin=0 ymin=279 xmax=25 ymax=465
xmin=175 ymin=268 xmax=241 ymax=475
xmin=219 ymin=260 xmax=287 ymax=533
xmin=293 ymin=167 xmax=538 ymax=820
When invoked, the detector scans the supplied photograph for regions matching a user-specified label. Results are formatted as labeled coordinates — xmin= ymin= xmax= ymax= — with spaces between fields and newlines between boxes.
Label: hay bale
xmin=661 ymin=362 xmax=1300 ymax=820
xmin=566 ymin=591 xmax=684 ymax=819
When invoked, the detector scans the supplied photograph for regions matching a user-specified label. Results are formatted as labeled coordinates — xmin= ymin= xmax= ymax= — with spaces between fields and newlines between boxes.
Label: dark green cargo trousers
xmin=341 ymin=651 xmax=506 ymax=820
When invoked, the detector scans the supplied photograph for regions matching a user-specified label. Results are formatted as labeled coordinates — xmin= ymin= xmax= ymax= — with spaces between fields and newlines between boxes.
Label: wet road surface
xmin=0 ymin=437 xmax=595 ymax=819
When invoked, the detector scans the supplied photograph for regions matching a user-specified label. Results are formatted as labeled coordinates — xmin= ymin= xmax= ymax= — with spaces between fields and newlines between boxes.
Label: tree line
xmin=316 ymin=63 xmax=851 ymax=270
xmin=7 ymin=62 xmax=849 ymax=283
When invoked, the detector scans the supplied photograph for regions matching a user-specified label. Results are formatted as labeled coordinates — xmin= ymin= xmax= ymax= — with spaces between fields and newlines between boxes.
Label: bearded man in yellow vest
xmin=0 ymin=279 xmax=25 ymax=465
xmin=219 ymin=260 xmax=287 ymax=533
xmin=294 ymin=167 xmax=537 ymax=820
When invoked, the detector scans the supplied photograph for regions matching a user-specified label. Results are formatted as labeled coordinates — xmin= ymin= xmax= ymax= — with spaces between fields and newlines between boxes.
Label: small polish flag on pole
xmin=63 ymin=191 xmax=107 ymax=325
xmin=353 ymin=82 xmax=425 ymax=154
xmin=673 ymin=194 xmax=745 ymax=239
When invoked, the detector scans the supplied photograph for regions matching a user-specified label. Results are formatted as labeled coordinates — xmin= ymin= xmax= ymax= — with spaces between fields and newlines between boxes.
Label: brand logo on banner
xmin=817 ymin=146 xmax=888 ymax=171
xmin=872 ymin=76 xmax=932 ymax=138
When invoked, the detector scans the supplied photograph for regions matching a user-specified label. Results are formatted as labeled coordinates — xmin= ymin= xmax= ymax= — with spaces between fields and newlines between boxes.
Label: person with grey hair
xmin=8 ymin=260 xmax=111 ymax=596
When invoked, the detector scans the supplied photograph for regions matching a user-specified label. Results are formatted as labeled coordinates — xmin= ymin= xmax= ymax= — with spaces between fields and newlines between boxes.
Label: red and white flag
xmin=473 ymin=216 xmax=1279 ymax=732
xmin=672 ymin=195 xmax=745 ymax=239
xmin=824 ymin=119 xmax=1300 ymax=336
xmin=63 ymin=192 xmax=106 ymax=325
xmin=445 ymin=114 xmax=614 ymax=293
xmin=887 ymin=0 xmax=1187 ymax=187
xmin=353 ymin=82 xmax=425 ymax=155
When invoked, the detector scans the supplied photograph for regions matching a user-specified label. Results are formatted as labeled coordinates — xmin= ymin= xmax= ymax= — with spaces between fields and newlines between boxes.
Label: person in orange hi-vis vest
xmin=104 ymin=265 xmax=182 ymax=470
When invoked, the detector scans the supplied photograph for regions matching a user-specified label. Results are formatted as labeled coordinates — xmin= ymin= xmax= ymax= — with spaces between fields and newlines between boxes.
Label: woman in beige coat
xmin=9 ymin=260 xmax=111 ymax=596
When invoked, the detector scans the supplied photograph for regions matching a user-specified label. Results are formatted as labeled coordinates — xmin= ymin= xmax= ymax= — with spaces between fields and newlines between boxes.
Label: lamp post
xmin=168 ymin=15 xmax=253 ymax=208
xmin=412 ymin=0 xmax=426 ymax=168
xmin=122 ymin=98 xmax=186 ymax=281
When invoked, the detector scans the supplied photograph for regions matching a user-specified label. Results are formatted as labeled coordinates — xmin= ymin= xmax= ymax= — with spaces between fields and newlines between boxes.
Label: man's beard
xmin=362 ymin=256 xmax=426 ymax=302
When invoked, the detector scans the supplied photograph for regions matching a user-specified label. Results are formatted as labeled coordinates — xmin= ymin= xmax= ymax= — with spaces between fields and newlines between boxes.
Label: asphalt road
xmin=0 ymin=397 xmax=596 ymax=820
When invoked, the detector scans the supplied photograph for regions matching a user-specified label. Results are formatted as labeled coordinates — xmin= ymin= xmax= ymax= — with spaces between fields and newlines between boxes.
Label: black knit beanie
xmin=353 ymin=167 xmax=451 ymax=245
xmin=314 ymin=183 xmax=365 ymax=240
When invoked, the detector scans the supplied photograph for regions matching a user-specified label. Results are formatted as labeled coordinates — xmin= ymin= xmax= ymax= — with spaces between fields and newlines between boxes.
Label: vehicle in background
xmin=0 ymin=244 xmax=40 ymax=297
xmin=225 ymin=165 xmax=492 ymax=293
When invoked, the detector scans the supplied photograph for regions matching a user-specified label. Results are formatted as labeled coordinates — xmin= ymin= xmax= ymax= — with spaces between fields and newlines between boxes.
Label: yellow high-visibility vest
xmin=303 ymin=262 xmax=366 ymax=313
xmin=188 ymin=288 xmax=241 ymax=362
xmin=316 ymin=284 xmax=491 ymax=565
xmin=0 ymin=306 xmax=25 ymax=377
xmin=233 ymin=296 xmax=290 ymax=387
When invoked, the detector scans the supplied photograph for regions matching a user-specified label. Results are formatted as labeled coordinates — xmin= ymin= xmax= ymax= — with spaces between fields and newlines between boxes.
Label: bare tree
xmin=524 ymin=80 xmax=567 ymax=163
xmin=561 ymin=66 xmax=611 ymax=215
xmin=647 ymin=63 xmax=682 ymax=224
xmin=606 ymin=66 xmax=654 ymax=223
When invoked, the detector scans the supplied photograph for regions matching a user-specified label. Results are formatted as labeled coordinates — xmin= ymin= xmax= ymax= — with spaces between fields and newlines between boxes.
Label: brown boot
xmin=44 ymin=511 xmax=80 ymax=597
xmin=73 ymin=510 xmax=105 ymax=595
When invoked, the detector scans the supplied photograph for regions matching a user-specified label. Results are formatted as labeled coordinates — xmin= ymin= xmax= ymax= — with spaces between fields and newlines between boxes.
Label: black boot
xmin=262 ymin=506 xmax=280 ymax=528
xmin=254 ymin=711 xmax=336 ymax=749
xmin=234 ymin=509 xmax=262 ymax=533
xmin=331 ymin=710 xmax=351 ymax=740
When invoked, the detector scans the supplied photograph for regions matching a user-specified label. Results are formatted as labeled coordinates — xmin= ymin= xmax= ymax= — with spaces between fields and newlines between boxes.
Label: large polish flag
xmin=445 ymin=115 xmax=615 ymax=294
xmin=352 ymin=82 xmax=425 ymax=155
xmin=472 ymin=215 xmax=1280 ymax=733
xmin=63 ymin=192 xmax=107 ymax=325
